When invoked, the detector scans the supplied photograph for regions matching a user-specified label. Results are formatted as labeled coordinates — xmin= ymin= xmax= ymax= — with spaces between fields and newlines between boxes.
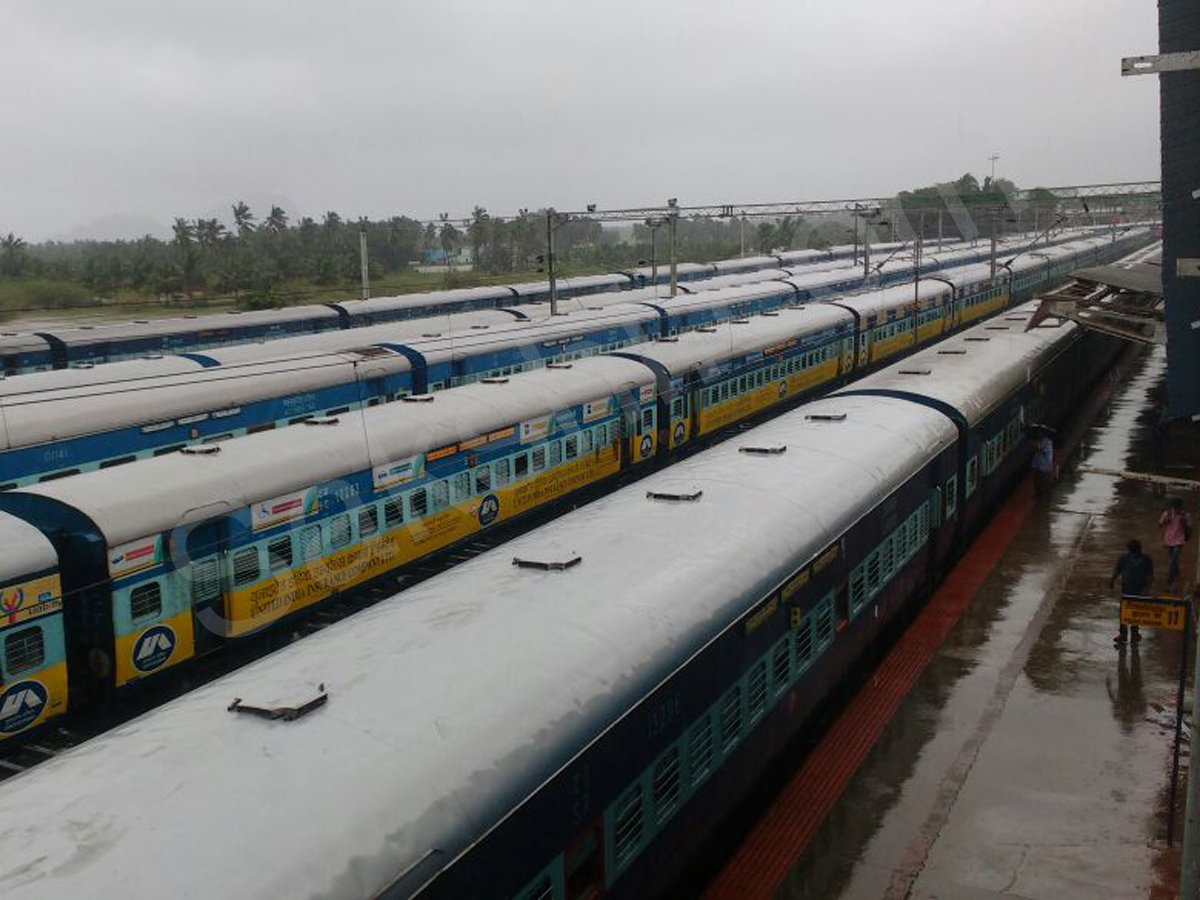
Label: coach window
xmin=581 ymin=429 xmax=594 ymax=453
xmin=409 ymin=489 xmax=429 ymax=519
xmin=383 ymin=499 xmax=404 ymax=529
xmin=268 ymin=536 xmax=295 ymax=571
xmin=494 ymin=459 xmax=511 ymax=487
xmin=474 ymin=465 xmax=491 ymax=493
xmin=300 ymin=525 xmax=323 ymax=561
xmin=129 ymin=582 xmax=162 ymax=620
xmin=966 ymin=457 xmax=979 ymax=497
xmin=514 ymin=453 xmax=529 ymax=478
xmin=642 ymin=408 xmax=654 ymax=430
xmin=359 ymin=506 xmax=379 ymax=537
xmin=453 ymin=471 xmax=471 ymax=501
xmin=564 ymin=436 xmax=578 ymax=460
xmin=720 ymin=685 xmax=743 ymax=752
xmin=4 ymin=626 xmax=44 ymax=676
xmin=100 ymin=455 xmax=137 ymax=469
xmin=192 ymin=558 xmax=221 ymax=604
xmin=430 ymin=481 xmax=450 ymax=511
xmin=39 ymin=469 xmax=79 ymax=482
xmin=233 ymin=548 xmax=260 ymax=586
xmin=330 ymin=514 xmax=352 ymax=549
xmin=944 ymin=475 xmax=958 ymax=520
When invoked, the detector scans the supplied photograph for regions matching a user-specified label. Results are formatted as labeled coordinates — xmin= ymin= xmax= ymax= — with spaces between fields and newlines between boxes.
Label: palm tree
xmin=171 ymin=218 xmax=196 ymax=251
xmin=265 ymin=205 xmax=289 ymax=233
xmin=467 ymin=206 xmax=490 ymax=266
xmin=195 ymin=218 xmax=227 ymax=250
xmin=439 ymin=222 xmax=461 ymax=268
xmin=0 ymin=233 xmax=27 ymax=277
xmin=232 ymin=201 xmax=255 ymax=238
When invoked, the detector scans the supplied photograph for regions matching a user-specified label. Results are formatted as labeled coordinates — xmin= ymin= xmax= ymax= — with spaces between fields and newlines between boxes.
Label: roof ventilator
xmin=481 ymin=377 xmax=509 ymax=385
xmin=228 ymin=685 xmax=328 ymax=722
xmin=181 ymin=444 xmax=221 ymax=456
xmin=546 ymin=362 xmax=573 ymax=370
xmin=512 ymin=555 xmax=582 ymax=571
xmin=646 ymin=489 xmax=703 ymax=502
xmin=760 ymin=311 xmax=779 ymax=317
xmin=937 ymin=349 xmax=967 ymax=355
xmin=732 ymin=318 xmax=751 ymax=324
xmin=304 ymin=416 xmax=340 ymax=426
xmin=403 ymin=394 xmax=435 ymax=403
xmin=471 ymin=325 xmax=490 ymax=330
xmin=899 ymin=368 xmax=932 ymax=375
xmin=985 ymin=326 xmax=1009 ymax=331
xmin=697 ymin=326 xmax=718 ymax=333
xmin=739 ymin=445 xmax=787 ymax=456
xmin=656 ymin=336 xmax=679 ymax=343
xmin=421 ymin=332 xmax=443 ymax=338
xmin=806 ymin=413 xmax=847 ymax=423
xmin=965 ymin=336 xmax=991 ymax=342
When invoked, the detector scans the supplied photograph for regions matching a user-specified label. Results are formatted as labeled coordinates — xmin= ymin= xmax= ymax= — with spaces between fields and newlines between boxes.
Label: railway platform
xmin=700 ymin=345 xmax=1194 ymax=900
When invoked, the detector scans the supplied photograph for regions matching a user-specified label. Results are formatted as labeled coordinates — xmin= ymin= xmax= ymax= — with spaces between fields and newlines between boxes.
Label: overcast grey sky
xmin=0 ymin=0 xmax=1161 ymax=241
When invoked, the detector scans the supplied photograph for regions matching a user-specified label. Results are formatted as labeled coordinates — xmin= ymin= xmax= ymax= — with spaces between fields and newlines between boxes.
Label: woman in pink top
xmin=1159 ymin=498 xmax=1191 ymax=591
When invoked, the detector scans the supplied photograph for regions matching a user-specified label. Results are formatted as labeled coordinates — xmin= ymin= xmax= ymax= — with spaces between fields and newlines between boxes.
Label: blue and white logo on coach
xmin=478 ymin=494 xmax=500 ymax=527
xmin=133 ymin=625 xmax=176 ymax=672
xmin=0 ymin=681 xmax=47 ymax=734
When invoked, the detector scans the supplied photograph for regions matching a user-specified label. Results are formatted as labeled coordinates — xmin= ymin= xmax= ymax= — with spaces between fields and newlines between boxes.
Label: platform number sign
xmin=1120 ymin=597 xmax=1188 ymax=632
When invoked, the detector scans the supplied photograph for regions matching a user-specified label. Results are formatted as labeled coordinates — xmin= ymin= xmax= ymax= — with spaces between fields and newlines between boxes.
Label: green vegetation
xmin=0 ymin=175 xmax=1056 ymax=321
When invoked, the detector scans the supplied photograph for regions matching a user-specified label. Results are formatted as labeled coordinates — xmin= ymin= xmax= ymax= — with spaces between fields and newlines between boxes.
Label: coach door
xmin=182 ymin=514 xmax=231 ymax=653
xmin=617 ymin=394 xmax=638 ymax=469
xmin=564 ymin=821 xmax=604 ymax=900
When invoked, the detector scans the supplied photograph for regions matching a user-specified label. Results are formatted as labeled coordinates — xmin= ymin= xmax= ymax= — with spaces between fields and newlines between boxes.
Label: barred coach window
xmin=5 ymin=626 xmax=45 ymax=675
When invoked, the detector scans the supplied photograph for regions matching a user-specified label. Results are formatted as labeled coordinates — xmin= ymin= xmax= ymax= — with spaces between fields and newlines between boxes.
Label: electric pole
xmin=359 ymin=218 xmax=370 ymax=301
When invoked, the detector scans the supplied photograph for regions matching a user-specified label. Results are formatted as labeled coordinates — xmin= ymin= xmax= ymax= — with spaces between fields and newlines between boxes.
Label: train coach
xmin=0 ymin=245 xmax=853 ymax=374
xmin=0 ymin=230 xmax=1150 ymax=488
xmin=0 ymin=230 xmax=1102 ymax=375
xmin=0 ymin=233 xmax=1151 ymax=743
xmin=0 ymin=300 xmax=1124 ymax=900
xmin=0 ymin=515 xmax=65 ymax=739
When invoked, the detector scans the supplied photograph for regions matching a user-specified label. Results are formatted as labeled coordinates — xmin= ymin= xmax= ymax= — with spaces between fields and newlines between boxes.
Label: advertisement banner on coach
xmin=251 ymin=488 xmax=320 ymax=531
xmin=108 ymin=535 xmax=164 ymax=578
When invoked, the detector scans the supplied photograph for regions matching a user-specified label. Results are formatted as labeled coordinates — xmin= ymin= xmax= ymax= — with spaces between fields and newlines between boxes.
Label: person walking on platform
xmin=1030 ymin=426 xmax=1055 ymax=498
xmin=1157 ymin=497 xmax=1190 ymax=593
xmin=1110 ymin=539 xmax=1153 ymax=646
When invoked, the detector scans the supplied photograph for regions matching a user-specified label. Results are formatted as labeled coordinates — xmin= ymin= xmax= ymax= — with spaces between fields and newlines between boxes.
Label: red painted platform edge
xmin=699 ymin=345 xmax=1136 ymax=900
xmin=700 ymin=483 xmax=1037 ymax=900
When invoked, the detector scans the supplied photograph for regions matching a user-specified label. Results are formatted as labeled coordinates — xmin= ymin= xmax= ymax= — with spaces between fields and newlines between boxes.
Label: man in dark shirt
xmin=1110 ymin=539 xmax=1154 ymax=646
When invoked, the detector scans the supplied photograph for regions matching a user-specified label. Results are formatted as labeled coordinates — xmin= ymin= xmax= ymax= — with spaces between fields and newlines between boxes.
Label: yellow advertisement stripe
xmin=225 ymin=447 xmax=622 ymax=637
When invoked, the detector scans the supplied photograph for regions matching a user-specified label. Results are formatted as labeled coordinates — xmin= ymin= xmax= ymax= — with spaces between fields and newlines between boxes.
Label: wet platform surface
xmin=742 ymin=347 xmax=1192 ymax=900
